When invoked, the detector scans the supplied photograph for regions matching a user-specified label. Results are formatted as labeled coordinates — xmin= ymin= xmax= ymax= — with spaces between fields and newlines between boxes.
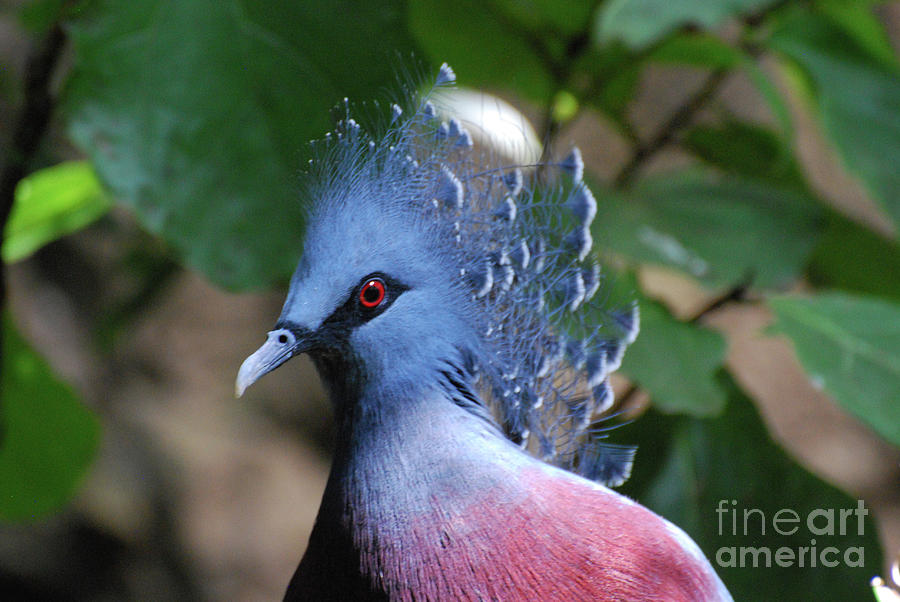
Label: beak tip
xmin=235 ymin=359 xmax=256 ymax=399
xmin=235 ymin=330 xmax=299 ymax=400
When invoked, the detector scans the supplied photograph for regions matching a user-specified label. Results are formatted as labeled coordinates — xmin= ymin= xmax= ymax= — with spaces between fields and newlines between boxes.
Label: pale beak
xmin=235 ymin=328 xmax=301 ymax=397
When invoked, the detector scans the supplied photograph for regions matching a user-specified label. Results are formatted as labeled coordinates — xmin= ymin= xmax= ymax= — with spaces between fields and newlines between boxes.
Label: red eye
xmin=359 ymin=278 xmax=386 ymax=308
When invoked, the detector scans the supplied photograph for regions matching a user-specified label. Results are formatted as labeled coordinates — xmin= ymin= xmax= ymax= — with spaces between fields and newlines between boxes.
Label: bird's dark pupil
xmin=278 ymin=334 xmax=288 ymax=344
xmin=364 ymin=284 xmax=380 ymax=303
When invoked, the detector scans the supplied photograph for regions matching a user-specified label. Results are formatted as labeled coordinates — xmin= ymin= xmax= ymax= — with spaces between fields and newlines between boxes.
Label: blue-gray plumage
xmin=236 ymin=63 xmax=731 ymax=601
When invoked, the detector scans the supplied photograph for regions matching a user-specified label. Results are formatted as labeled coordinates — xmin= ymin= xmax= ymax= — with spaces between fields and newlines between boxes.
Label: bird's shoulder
xmin=417 ymin=462 xmax=719 ymax=600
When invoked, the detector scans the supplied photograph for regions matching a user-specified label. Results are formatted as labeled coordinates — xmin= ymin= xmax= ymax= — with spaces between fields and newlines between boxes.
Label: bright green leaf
xmin=0 ymin=315 xmax=100 ymax=521
xmin=816 ymin=0 xmax=899 ymax=69
xmin=551 ymin=90 xmax=579 ymax=123
xmin=769 ymin=14 xmax=900 ymax=233
xmin=596 ymin=171 xmax=824 ymax=288
xmin=622 ymin=292 xmax=727 ymax=416
xmin=65 ymin=0 xmax=419 ymax=290
xmin=597 ymin=0 xmax=779 ymax=48
xmin=621 ymin=372 xmax=883 ymax=599
xmin=807 ymin=211 xmax=900 ymax=302
xmin=768 ymin=292 xmax=900 ymax=446
xmin=3 ymin=161 xmax=111 ymax=263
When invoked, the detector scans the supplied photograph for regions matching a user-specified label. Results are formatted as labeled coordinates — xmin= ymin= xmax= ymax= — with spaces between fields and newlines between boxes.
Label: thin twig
xmin=536 ymin=28 xmax=592 ymax=162
xmin=687 ymin=277 xmax=752 ymax=325
xmin=613 ymin=67 xmax=729 ymax=189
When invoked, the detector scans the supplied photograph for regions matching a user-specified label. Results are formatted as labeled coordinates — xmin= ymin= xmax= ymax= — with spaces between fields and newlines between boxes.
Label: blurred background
xmin=1 ymin=1 xmax=900 ymax=600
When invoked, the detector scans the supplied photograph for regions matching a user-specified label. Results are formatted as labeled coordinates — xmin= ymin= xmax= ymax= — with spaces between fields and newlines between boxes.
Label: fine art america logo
xmin=715 ymin=499 xmax=868 ymax=569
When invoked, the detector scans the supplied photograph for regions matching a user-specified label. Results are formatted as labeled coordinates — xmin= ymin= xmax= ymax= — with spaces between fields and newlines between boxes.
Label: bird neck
xmin=292 ymin=374 xmax=526 ymax=590
xmin=331 ymin=378 xmax=513 ymax=504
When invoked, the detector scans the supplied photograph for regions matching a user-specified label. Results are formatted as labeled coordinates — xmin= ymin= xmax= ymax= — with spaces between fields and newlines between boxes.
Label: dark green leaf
xmin=17 ymin=0 xmax=66 ymax=33
xmin=0 ymin=315 xmax=100 ymax=521
xmin=768 ymin=292 xmax=900 ymax=446
xmin=769 ymin=14 xmax=900 ymax=232
xmin=741 ymin=58 xmax=795 ymax=143
xmin=596 ymin=171 xmax=824 ymax=288
xmin=408 ymin=0 xmax=563 ymax=103
xmin=648 ymin=33 xmax=744 ymax=69
xmin=683 ymin=121 xmax=807 ymax=193
xmin=807 ymin=211 xmax=900 ymax=302
xmin=622 ymin=293 xmax=727 ymax=416
xmin=575 ymin=42 xmax=644 ymax=131
xmin=596 ymin=0 xmax=779 ymax=48
xmin=3 ymin=161 xmax=112 ymax=263
xmin=64 ymin=0 xmax=419 ymax=290
xmin=490 ymin=0 xmax=595 ymax=36
xmin=594 ymin=68 xmax=641 ymax=130
xmin=621 ymin=371 xmax=883 ymax=600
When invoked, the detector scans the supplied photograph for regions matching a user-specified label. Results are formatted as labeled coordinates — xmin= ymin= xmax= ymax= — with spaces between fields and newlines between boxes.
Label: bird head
xmin=236 ymin=64 xmax=640 ymax=486
xmin=235 ymin=153 xmax=481 ymax=403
